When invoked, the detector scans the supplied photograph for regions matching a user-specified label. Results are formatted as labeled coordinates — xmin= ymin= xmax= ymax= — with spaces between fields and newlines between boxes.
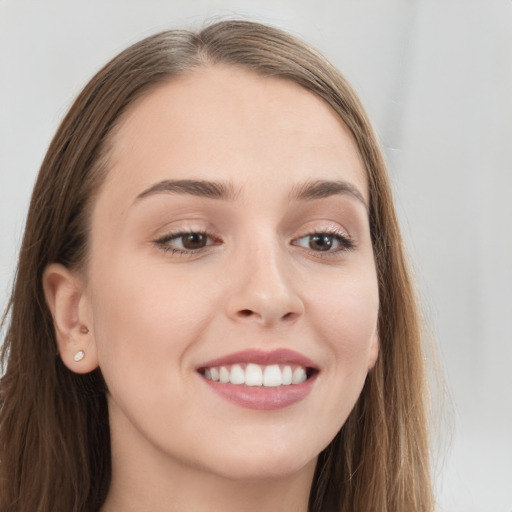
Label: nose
xmin=225 ymin=239 xmax=304 ymax=327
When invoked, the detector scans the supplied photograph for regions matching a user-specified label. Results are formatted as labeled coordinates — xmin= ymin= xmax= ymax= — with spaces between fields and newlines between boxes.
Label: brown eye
xmin=181 ymin=233 xmax=208 ymax=250
xmin=293 ymin=231 xmax=354 ymax=253
xmin=155 ymin=231 xmax=215 ymax=254
xmin=308 ymin=234 xmax=334 ymax=251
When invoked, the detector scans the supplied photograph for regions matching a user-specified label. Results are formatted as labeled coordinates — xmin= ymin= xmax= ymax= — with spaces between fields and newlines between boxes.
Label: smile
xmin=197 ymin=349 xmax=319 ymax=410
xmin=200 ymin=363 xmax=310 ymax=387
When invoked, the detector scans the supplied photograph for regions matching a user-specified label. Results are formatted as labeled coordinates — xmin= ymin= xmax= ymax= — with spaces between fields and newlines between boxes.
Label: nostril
xmin=236 ymin=309 xmax=298 ymax=322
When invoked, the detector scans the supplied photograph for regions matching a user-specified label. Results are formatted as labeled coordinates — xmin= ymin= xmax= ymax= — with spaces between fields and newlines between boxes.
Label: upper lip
xmin=196 ymin=348 xmax=319 ymax=370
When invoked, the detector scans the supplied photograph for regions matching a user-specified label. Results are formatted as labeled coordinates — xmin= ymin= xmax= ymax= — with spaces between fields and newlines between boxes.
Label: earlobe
xmin=42 ymin=263 xmax=99 ymax=374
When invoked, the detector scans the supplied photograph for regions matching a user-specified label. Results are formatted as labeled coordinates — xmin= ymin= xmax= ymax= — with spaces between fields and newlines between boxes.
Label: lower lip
xmin=199 ymin=374 xmax=317 ymax=410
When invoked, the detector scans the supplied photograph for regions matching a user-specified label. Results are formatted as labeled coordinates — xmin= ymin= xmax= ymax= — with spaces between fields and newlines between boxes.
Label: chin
xmin=199 ymin=440 xmax=319 ymax=482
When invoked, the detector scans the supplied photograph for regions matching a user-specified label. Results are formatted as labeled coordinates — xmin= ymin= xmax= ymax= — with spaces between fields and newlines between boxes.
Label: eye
xmin=178 ymin=232 xmax=208 ymax=250
xmin=155 ymin=230 xmax=217 ymax=254
xmin=293 ymin=231 xmax=354 ymax=253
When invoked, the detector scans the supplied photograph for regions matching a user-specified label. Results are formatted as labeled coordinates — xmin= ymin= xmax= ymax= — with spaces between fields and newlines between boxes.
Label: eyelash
xmin=154 ymin=229 xmax=218 ymax=255
xmin=292 ymin=228 xmax=355 ymax=256
xmin=154 ymin=228 xmax=355 ymax=257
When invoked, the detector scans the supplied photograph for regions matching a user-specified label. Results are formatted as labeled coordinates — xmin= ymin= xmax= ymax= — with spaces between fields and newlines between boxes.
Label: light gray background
xmin=1 ymin=1 xmax=511 ymax=511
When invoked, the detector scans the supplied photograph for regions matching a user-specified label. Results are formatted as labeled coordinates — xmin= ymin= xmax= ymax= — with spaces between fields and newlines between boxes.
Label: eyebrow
xmin=135 ymin=178 xmax=367 ymax=209
xmin=135 ymin=179 xmax=239 ymax=202
xmin=289 ymin=179 xmax=368 ymax=209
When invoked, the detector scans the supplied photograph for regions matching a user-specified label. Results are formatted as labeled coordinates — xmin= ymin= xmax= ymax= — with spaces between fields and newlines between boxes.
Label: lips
xmin=196 ymin=349 xmax=319 ymax=410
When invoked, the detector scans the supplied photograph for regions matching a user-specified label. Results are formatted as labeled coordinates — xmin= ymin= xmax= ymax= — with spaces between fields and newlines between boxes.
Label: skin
xmin=44 ymin=66 xmax=379 ymax=512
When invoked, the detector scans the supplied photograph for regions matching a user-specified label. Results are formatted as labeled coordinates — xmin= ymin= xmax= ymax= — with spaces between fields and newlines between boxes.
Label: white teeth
xmin=219 ymin=366 xmax=230 ymax=383
xmin=229 ymin=364 xmax=245 ymax=385
xmin=292 ymin=367 xmax=307 ymax=384
xmin=263 ymin=364 xmax=282 ymax=387
xmin=203 ymin=363 xmax=311 ymax=386
xmin=245 ymin=363 xmax=263 ymax=386
xmin=282 ymin=365 xmax=292 ymax=385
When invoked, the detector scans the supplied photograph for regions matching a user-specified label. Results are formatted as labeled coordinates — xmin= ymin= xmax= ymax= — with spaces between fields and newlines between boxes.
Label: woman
xmin=0 ymin=20 xmax=434 ymax=512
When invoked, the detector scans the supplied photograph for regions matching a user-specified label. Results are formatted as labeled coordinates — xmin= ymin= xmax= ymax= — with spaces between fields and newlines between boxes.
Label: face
xmin=81 ymin=66 xmax=379 ymax=480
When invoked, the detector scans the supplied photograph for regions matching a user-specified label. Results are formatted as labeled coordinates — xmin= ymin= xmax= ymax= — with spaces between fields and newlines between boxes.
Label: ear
xmin=43 ymin=263 xmax=99 ymax=374
xmin=367 ymin=329 xmax=380 ymax=371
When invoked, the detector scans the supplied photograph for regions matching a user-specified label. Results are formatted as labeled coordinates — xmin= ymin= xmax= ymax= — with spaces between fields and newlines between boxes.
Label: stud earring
xmin=80 ymin=326 xmax=89 ymax=334
xmin=73 ymin=350 xmax=85 ymax=362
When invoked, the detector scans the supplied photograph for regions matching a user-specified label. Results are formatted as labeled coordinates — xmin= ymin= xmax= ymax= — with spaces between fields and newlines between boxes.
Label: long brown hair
xmin=0 ymin=20 xmax=434 ymax=512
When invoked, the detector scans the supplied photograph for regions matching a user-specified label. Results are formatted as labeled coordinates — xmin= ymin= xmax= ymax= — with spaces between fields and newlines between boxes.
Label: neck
xmin=102 ymin=455 xmax=315 ymax=512
xmin=100 ymin=408 xmax=316 ymax=512
xmin=102 ymin=465 xmax=315 ymax=512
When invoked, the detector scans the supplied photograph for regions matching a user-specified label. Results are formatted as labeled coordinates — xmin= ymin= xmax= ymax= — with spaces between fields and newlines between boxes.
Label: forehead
xmin=101 ymin=65 xmax=368 ymax=207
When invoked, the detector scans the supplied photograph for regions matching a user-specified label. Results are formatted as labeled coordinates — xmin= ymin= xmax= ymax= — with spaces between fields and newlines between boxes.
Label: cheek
xmin=312 ymin=265 xmax=379 ymax=344
xmin=87 ymin=255 xmax=216 ymax=391
xmin=308 ymin=265 xmax=379 ymax=402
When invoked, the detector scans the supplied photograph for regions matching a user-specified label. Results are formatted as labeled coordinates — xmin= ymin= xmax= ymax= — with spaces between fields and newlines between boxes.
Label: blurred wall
xmin=1 ymin=1 xmax=511 ymax=510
